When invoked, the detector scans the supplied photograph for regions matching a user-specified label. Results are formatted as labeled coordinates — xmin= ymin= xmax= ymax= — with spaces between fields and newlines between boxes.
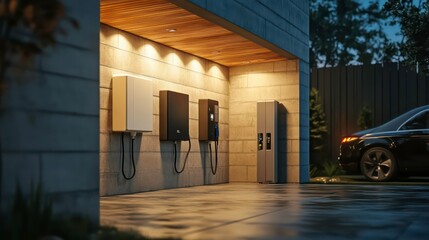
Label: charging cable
xmin=208 ymin=141 xmax=218 ymax=175
xmin=173 ymin=137 xmax=191 ymax=174
xmin=208 ymin=124 xmax=219 ymax=175
xmin=121 ymin=132 xmax=136 ymax=180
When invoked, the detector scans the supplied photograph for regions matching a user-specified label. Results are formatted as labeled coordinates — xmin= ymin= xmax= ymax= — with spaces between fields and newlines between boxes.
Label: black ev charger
xmin=199 ymin=99 xmax=219 ymax=175
xmin=159 ymin=90 xmax=191 ymax=173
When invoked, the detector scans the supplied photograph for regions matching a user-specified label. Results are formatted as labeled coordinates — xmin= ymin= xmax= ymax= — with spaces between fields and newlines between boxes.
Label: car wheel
xmin=360 ymin=147 xmax=397 ymax=182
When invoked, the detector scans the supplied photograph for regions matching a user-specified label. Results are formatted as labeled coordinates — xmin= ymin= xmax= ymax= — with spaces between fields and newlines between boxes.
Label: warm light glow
xmin=187 ymin=58 xmax=204 ymax=72
xmin=342 ymin=137 xmax=358 ymax=143
xmin=165 ymin=51 xmax=176 ymax=64
xmin=166 ymin=28 xmax=176 ymax=33
xmin=208 ymin=64 xmax=224 ymax=79
xmin=172 ymin=51 xmax=185 ymax=67
xmin=143 ymin=43 xmax=160 ymax=59
xmin=118 ymin=33 xmax=133 ymax=51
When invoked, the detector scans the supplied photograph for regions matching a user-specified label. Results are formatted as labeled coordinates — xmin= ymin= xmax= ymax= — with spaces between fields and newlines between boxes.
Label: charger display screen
xmin=258 ymin=133 xmax=263 ymax=150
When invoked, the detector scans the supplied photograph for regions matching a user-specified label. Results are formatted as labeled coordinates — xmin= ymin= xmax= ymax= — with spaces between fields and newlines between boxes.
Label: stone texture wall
xmin=229 ymin=60 xmax=308 ymax=183
xmin=185 ymin=0 xmax=310 ymax=182
xmin=0 ymin=0 xmax=100 ymax=222
xmin=100 ymin=24 xmax=229 ymax=196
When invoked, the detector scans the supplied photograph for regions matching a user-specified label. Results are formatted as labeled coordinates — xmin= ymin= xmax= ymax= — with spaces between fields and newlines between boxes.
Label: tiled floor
xmin=100 ymin=183 xmax=429 ymax=239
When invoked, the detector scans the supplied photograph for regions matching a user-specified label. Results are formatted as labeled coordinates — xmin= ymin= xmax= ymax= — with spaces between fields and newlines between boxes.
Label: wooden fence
xmin=311 ymin=63 xmax=429 ymax=160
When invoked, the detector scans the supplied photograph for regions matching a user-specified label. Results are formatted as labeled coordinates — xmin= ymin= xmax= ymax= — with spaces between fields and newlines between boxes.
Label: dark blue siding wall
xmin=188 ymin=0 xmax=309 ymax=63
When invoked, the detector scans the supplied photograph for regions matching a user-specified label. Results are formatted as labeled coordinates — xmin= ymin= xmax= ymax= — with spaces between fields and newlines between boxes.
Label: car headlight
xmin=341 ymin=137 xmax=358 ymax=143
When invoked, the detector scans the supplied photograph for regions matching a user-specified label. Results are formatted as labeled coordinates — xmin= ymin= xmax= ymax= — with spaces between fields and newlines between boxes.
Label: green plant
xmin=51 ymin=216 xmax=96 ymax=240
xmin=310 ymin=88 xmax=328 ymax=167
xmin=0 ymin=183 xmax=98 ymax=239
xmin=310 ymin=164 xmax=319 ymax=178
xmin=357 ymin=106 xmax=373 ymax=130
xmin=311 ymin=0 xmax=393 ymax=67
xmin=321 ymin=161 xmax=344 ymax=179
xmin=0 ymin=183 xmax=179 ymax=239
xmin=384 ymin=0 xmax=429 ymax=73
xmin=2 ymin=184 xmax=53 ymax=239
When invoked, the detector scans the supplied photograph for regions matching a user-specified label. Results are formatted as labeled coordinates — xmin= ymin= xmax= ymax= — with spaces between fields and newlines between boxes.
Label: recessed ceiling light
xmin=166 ymin=28 xmax=177 ymax=33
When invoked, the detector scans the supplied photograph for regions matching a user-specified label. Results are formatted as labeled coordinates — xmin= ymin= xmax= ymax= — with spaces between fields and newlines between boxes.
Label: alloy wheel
xmin=360 ymin=147 xmax=396 ymax=182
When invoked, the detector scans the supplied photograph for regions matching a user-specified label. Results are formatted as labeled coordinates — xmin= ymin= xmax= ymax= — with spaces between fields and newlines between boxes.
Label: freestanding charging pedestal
xmin=257 ymin=100 xmax=278 ymax=183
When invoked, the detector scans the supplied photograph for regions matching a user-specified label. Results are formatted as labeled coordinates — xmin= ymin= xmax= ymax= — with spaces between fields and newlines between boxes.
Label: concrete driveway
xmin=100 ymin=183 xmax=429 ymax=239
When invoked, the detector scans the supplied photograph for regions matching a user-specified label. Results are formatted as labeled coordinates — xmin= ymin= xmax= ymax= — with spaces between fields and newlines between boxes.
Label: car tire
xmin=360 ymin=147 xmax=397 ymax=182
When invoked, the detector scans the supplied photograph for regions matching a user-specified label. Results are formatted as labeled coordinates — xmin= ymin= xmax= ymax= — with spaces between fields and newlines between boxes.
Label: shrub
xmin=357 ymin=106 xmax=373 ymax=130
xmin=1 ymin=185 xmax=53 ymax=240
xmin=0 ymin=184 xmax=166 ymax=240
xmin=310 ymin=88 xmax=328 ymax=167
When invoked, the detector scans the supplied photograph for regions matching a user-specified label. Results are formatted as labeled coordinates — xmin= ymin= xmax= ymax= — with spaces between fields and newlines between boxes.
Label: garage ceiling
xmin=100 ymin=0 xmax=290 ymax=67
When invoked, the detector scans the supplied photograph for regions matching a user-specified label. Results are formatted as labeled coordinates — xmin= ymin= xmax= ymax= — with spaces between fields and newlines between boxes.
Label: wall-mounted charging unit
xmin=159 ymin=91 xmax=189 ymax=141
xmin=112 ymin=75 xmax=153 ymax=133
xmin=159 ymin=90 xmax=191 ymax=173
xmin=257 ymin=100 xmax=278 ymax=183
xmin=199 ymin=99 xmax=219 ymax=175
xmin=112 ymin=75 xmax=153 ymax=180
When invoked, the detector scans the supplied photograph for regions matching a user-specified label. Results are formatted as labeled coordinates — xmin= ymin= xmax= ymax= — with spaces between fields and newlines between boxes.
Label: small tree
xmin=384 ymin=0 xmax=429 ymax=73
xmin=310 ymin=0 xmax=394 ymax=67
xmin=310 ymin=88 xmax=328 ymax=167
xmin=357 ymin=106 xmax=373 ymax=130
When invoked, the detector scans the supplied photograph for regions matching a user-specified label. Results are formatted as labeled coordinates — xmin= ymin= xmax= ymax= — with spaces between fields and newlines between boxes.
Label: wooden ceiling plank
xmin=100 ymin=0 xmax=286 ymax=67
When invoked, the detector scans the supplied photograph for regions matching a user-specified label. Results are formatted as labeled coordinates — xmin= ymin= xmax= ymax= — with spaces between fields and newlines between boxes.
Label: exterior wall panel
xmin=0 ymin=0 xmax=100 ymax=222
xmin=189 ymin=0 xmax=309 ymax=62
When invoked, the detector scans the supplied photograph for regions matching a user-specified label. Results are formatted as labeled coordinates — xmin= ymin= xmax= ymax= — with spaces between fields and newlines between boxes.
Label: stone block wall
xmin=181 ymin=0 xmax=310 ymax=183
xmin=100 ymin=24 xmax=229 ymax=196
xmin=229 ymin=60 xmax=307 ymax=183
xmin=0 ymin=0 xmax=100 ymax=222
